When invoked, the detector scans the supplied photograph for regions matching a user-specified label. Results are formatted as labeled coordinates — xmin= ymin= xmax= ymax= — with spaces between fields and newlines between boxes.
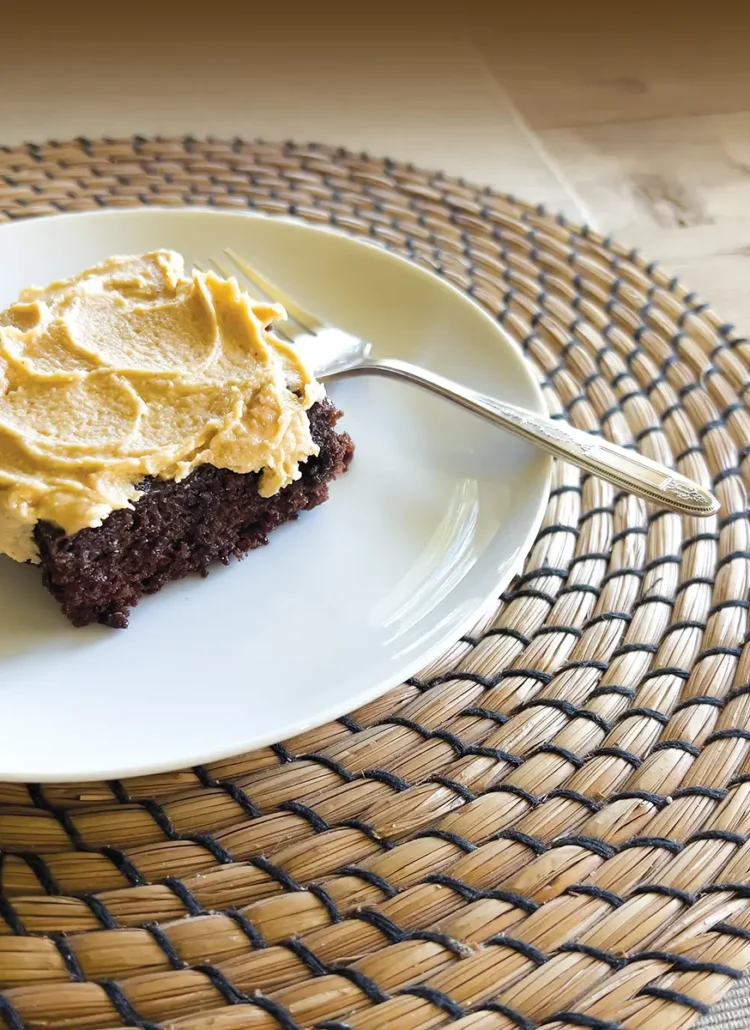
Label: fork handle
xmin=359 ymin=358 xmax=719 ymax=518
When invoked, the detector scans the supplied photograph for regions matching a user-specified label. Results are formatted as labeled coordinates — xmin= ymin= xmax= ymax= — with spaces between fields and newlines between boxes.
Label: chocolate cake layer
xmin=34 ymin=400 xmax=353 ymax=628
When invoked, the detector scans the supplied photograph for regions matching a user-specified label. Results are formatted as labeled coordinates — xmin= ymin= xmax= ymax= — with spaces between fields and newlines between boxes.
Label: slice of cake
xmin=0 ymin=251 xmax=353 ymax=627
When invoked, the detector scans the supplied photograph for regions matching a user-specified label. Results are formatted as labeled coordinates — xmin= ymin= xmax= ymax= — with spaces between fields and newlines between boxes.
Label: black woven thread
xmin=705 ymin=728 xmax=750 ymax=744
xmin=354 ymin=908 xmax=471 ymax=957
xmin=224 ymin=906 xmax=267 ymax=949
xmin=609 ymin=790 xmax=665 ymax=808
xmin=476 ymin=1000 xmax=535 ymax=1030
xmin=641 ymin=666 xmax=690 ymax=682
xmin=727 ymin=682 xmax=750 ymax=702
xmin=643 ymin=555 xmax=681 ymax=573
xmin=306 ymin=883 xmax=343 ymax=925
xmin=712 ymin=922 xmax=750 ymax=941
xmin=159 ymin=877 xmax=207 ymax=917
xmin=489 ymin=783 xmax=541 ymax=806
xmin=249 ymin=856 xmax=302 ymax=893
xmin=25 ymin=786 xmax=87 ymax=850
xmin=672 ymin=785 xmax=727 ymax=801
xmin=630 ymin=884 xmax=696 ymax=904
xmin=520 ymin=698 xmax=611 ymax=733
xmin=551 ymin=1014 xmax=621 ymax=1030
xmin=362 ymin=769 xmax=410 ymax=791
xmin=567 ymin=884 xmax=624 ymax=907
xmin=340 ymin=817 xmax=394 ymax=849
xmin=529 ymin=744 xmax=584 ymax=768
xmin=237 ymin=993 xmax=303 ymax=1029
xmin=494 ymin=828 xmax=548 ymax=854
xmin=482 ymin=627 xmax=532 ymax=646
xmin=80 ymin=893 xmax=119 ymax=930
xmin=486 ymin=934 xmax=548 ymax=965
xmin=560 ymin=584 xmax=602 ymax=599
xmin=546 ymin=789 xmax=602 ymax=812
xmin=460 ymin=706 xmax=509 ymax=725
xmin=673 ymin=695 xmax=724 ymax=712
xmin=0 ymin=889 xmax=26 ymax=937
xmin=192 ymin=767 xmax=263 ymax=819
xmin=282 ymin=937 xmax=330 ymax=977
xmin=183 ymin=832 xmax=234 ymax=864
xmin=620 ymin=835 xmax=683 ymax=855
xmin=535 ymin=623 xmax=585 ymax=637
xmin=98 ymin=980 xmax=162 ymax=1030
xmin=429 ymin=776 xmax=476 ymax=802
xmin=14 ymin=851 xmax=61 ymax=895
xmin=634 ymin=595 xmax=674 ymax=611
xmin=136 ymin=798 xmax=181 ymax=840
xmin=611 ymin=643 xmax=657 ymax=657
xmin=378 ymin=716 xmax=522 ymax=762
xmin=567 ymin=555 xmax=610 ymax=574
xmin=496 ymin=667 xmax=554 ymax=685
xmin=0 ymin=994 xmax=25 ymax=1030
xmin=637 ymin=986 xmax=709 ymax=1014
xmin=590 ymin=746 xmax=642 ymax=768
xmin=99 ymin=845 xmax=148 ymax=888
xmin=414 ymin=828 xmax=476 ymax=852
xmin=399 ymin=984 xmax=464 ymax=1018
xmin=336 ymin=865 xmax=399 ymax=898
xmin=618 ymin=707 xmax=669 ymax=726
xmin=560 ymin=658 xmax=610 ymax=673
xmin=558 ymin=941 xmax=626 ymax=969
xmin=331 ymin=965 xmax=391 ymax=1004
xmin=194 ymin=964 xmax=302 ymax=1027
xmin=698 ymin=645 xmax=742 ymax=661
xmin=682 ymin=532 xmax=720 ymax=550
xmin=272 ymin=741 xmax=295 ymax=763
xmin=687 ymin=829 xmax=747 ymax=846
xmin=651 ymin=740 xmax=701 ymax=758
xmin=298 ymin=753 xmax=355 ymax=782
xmin=500 ymin=586 xmax=556 ymax=605
xmin=676 ymin=576 xmax=715 ymax=593
xmin=552 ymin=836 xmax=616 ymax=860
xmin=409 ymin=669 xmax=498 ymax=689
xmin=195 ymin=962 xmax=255 ymax=1003
xmin=142 ymin=923 xmax=186 ymax=970
xmin=633 ymin=950 xmax=743 ymax=980
xmin=278 ymin=800 xmax=331 ymax=833
xmin=518 ymin=565 xmax=569 ymax=584
xmin=702 ymin=883 xmax=750 ymax=899
xmin=423 ymin=874 xmax=540 ymax=913
xmin=590 ymin=685 xmax=637 ymax=700
xmin=49 ymin=933 xmax=85 ymax=980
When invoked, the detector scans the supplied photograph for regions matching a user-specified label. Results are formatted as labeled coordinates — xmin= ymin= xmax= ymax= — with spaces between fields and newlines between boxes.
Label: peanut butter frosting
xmin=0 ymin=250 xmax=324 ymax=563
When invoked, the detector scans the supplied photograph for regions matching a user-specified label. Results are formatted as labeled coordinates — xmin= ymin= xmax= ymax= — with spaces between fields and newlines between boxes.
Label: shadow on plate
xmin=0 ymin=556 xmax=101 ymax=659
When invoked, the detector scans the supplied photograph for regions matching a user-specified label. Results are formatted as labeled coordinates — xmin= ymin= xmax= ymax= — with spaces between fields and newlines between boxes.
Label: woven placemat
xmin=0 ymin=137 xmax=749 ymax=1030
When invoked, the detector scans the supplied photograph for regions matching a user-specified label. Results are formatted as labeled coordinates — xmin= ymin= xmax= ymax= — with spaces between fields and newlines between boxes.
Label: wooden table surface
xmin=1 ymin=5 xmax=748 ymax=1024
xmin=2 ymin=6 xmax=748 ymax=329
xmin=2 ymin=5 xmax=747 ymax=329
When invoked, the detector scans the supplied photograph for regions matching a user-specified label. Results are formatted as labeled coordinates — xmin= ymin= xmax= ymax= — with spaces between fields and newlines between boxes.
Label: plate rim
xmin=0 ymin=206 xmax=552 ymax=781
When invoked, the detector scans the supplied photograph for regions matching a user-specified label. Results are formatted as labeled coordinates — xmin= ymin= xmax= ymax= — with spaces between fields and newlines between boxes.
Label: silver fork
xmin=211 ymin=250 xmax=719 ymax=519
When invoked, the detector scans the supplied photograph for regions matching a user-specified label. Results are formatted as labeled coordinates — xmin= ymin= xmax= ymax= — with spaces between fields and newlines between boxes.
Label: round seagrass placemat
xmin=0 ymin=137 xmax=749 ymax=1030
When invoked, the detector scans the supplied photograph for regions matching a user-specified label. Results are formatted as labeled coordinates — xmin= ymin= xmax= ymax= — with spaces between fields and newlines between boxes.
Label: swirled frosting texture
xmin=0 ymin=250 xmax=324 ymax=563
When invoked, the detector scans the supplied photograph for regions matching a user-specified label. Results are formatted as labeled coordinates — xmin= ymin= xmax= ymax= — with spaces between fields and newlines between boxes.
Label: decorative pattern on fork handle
xmin=659 ymin=475 xmax=715 ymax=506
xmin=492 ymin=404 xmax=601 ymax=457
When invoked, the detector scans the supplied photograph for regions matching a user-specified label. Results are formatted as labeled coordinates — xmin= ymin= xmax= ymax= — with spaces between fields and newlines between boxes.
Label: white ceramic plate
xmin=0 ymin=209 xmax=550 ymax=781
